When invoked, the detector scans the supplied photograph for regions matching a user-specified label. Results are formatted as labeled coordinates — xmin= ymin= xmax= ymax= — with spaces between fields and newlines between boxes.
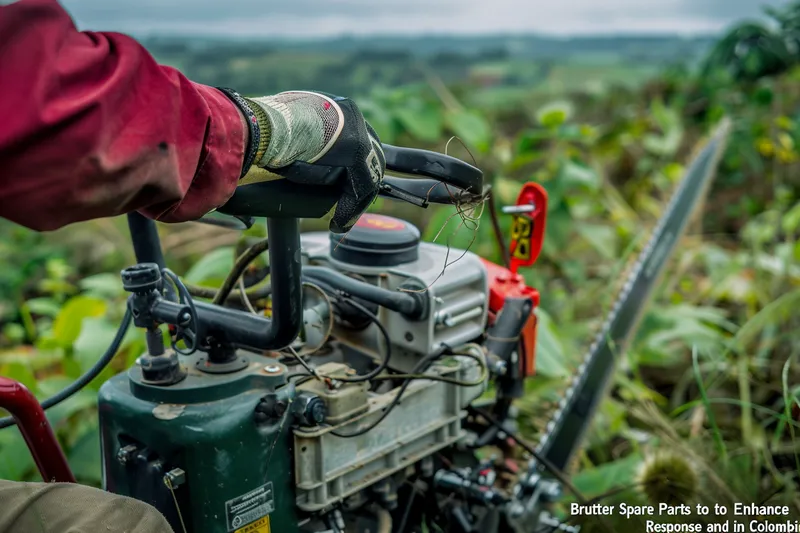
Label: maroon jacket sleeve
xmin=0 ymin=0 xmax=247 ymax=231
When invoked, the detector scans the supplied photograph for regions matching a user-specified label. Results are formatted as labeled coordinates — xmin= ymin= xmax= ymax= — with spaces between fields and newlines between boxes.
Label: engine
xmin=292 ymin=214 xmax=490 ymax=514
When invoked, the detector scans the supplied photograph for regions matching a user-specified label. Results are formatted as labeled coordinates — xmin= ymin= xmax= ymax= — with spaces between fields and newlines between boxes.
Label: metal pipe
xmin=127 ymin=213 xmax=166 ymax=268
xmin=151 ymin=218 xmax=303 ymax=351
xmin=302 ymin=266 xmax=424 ymax=319
xmin=0 ymin=377 xmax=75 ymax=483
xmin=267 ymin=217 xmax=303 ymax=348
xmin=501 ymin=204 xmax=536 ymax=214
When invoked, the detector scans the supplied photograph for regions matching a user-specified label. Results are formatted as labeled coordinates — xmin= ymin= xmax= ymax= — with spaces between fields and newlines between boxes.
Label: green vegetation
xmin=703 ymin=2 xmax=800 ymax=82
xmin=2 ymin=4 xmax=800 ymax=529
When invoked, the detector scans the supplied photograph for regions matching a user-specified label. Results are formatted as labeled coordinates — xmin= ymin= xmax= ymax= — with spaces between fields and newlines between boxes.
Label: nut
xmin=117 ymin=444 xmax=138 ymax=465
xmin=163 ymin=468 xmax=186 ymax=489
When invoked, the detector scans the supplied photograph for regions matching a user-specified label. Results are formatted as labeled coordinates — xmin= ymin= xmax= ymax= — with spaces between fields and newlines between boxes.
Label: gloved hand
xmin=220 ymin=89 xmax=385 ymax=233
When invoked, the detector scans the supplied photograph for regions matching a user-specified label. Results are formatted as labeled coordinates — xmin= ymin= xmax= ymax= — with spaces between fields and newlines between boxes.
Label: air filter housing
xmin=330 ymin=214 xmax=420 ymax=267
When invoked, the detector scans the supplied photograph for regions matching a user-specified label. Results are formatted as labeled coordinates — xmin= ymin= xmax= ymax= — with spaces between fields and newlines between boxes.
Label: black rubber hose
xmin=0 ymin=308 xmax=133 ymax=430
xmin=303 ymin=266 xmax=424 ymax=318
xmin=212 ymin=238 xmax=269 ymax=305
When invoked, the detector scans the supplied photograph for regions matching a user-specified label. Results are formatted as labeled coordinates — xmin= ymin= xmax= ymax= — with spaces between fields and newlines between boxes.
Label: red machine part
xmin=0 ymin=376 xmax=75 ymax=482
xmin=479 ymin=181 xmax=548 ymax=377
xmin=481 ymin=259 xmax=540 ymax=377
xmin=508 ymin=182 xmax=548 ymax=274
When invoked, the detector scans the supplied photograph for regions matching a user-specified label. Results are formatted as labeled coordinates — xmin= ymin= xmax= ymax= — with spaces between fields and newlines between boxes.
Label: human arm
xmin=0 ymin=0 xmax=247 ymax=231
xmin=0 ymin=0 xmax=384 ymax=234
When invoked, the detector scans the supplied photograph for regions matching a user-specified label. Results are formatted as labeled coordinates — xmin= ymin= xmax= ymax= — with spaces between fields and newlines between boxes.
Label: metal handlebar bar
xmin=128 ymin=214 xmax=302 ymax=352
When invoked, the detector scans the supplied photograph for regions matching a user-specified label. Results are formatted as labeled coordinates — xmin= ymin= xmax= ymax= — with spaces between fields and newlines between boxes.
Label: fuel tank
xmin=98 ymin=353 xmax=297 ymax=533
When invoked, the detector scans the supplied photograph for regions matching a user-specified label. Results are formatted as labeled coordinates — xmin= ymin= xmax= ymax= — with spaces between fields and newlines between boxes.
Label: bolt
xmin=117 ymin=444 xmax=138 ymax=465
xmin=264 ymin=365 xmax=281 ymax=373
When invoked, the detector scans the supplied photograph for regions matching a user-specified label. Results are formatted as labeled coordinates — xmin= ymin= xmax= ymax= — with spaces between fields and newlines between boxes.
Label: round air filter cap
xmin=329 ymin=214 xmax=420 ymax=267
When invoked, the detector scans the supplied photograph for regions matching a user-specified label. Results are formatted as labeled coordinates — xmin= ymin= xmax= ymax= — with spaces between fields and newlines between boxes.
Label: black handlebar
xmin=217 ymin=144 xmax=483 ymax=219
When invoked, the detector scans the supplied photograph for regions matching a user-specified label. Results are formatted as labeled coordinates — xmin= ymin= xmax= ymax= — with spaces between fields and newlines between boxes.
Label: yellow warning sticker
xmin=511 ymin=216 xmax=533 ymax=261
xmin=235 ymin=516 xmax=271 ymax=533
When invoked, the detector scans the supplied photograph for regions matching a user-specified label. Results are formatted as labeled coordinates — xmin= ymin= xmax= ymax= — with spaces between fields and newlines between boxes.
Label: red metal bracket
xmin=0 ymin=377 xmax=75 ymax=483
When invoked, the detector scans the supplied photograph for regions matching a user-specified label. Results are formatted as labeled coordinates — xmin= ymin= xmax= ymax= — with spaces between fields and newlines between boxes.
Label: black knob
xmin=121 ymin=263 xmax=162 ymax=293
xmin=303 ymin=397 xmax=326 ymax=426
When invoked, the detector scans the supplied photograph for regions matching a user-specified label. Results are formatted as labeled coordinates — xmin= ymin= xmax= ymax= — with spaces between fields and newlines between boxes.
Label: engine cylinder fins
xmin=329 ymin=213 xmax=420 ymax=267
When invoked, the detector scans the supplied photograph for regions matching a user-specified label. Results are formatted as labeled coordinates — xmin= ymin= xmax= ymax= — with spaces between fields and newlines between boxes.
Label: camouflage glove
xmin=220 ymin=89 xmax=385 ymax=233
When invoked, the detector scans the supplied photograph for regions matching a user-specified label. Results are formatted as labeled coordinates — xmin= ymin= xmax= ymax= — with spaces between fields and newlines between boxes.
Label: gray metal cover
xmin=292 ymin=356 xmax=485 ymax=511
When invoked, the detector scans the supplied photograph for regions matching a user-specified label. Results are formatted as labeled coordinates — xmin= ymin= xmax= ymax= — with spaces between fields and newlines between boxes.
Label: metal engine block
xmin=293 ymin=217 xmax=491 ymax=511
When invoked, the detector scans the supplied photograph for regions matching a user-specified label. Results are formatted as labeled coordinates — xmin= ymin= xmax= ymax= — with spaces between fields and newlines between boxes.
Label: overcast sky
xmin=59 ymin=0 xmax=788 ymax=39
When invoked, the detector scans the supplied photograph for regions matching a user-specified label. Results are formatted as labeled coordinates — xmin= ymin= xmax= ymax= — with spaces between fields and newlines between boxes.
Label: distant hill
xmin=141 ymin=33 xmax=715 ymax=97
xmin=143 ymin=33 xmax=716 ymax=62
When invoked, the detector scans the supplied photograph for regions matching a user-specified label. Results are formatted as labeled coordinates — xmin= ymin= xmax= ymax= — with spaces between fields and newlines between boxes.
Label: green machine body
xmin=98 ymin=353 xmax=299 ymax=533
